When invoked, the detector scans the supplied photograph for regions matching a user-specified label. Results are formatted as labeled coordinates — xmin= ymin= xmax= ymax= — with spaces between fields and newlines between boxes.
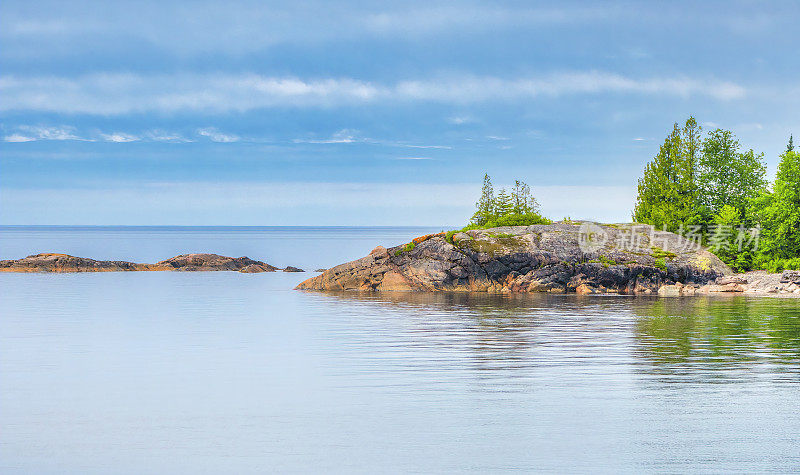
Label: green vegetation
xmin=444 ymin=229 xmax=461 ymax=244
xmin=654 ymin=257 xmax=668 ymax=271
xmin=461 ymin=235 xmax=525 ymax=256
xmin=597 ymin=255 xmax=619 ymax=268
xmin=650 ymin=247 xmax=676 ymax=260
xmin=394 ymin=241 xmax=416 ymax=256
xmin=470 ymin=174 xmax=550 ymax=227
xmin=634 ymin=116 xmax=799 ymax=272
xmin=445 ymin=174 xmax=551 ymax=244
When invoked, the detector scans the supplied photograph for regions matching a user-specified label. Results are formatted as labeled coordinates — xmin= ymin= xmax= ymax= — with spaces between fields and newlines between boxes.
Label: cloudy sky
xmin=1 ymin=0 xmax=798 ymax=225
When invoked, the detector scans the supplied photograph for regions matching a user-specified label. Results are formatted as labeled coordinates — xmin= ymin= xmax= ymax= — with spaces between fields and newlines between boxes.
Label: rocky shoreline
xmin=0 ymin=253 xmax=303 ymax=273
xmin=297 ymin=223 xmax=800 ymax=298
xmin=658 ymin=270 xmax=800 ymax=297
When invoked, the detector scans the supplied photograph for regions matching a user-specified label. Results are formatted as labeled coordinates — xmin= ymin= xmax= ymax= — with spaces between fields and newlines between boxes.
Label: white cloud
xmin=6 ymin=125 xmax=86 ymax=141
xmin=0 ymin=4 xmax=614 ymax=58
xmin=3 ymin=133 xmax=35 ymax=142
xmin=363 ymin=7 xmax=575 ymax=34
xmin=633 ymin=137 xmax=648 ymax=141
xmin=448 ymin=116 xmax=475 ymax=125
xmin=394 ymin=72 xmax=746 ymax=102
xmin=294 ymin=129 xmax=362 ymax=144
xmin=0 ymin=71 xmax=748 ymax=115
xmin=487 ymin=135 xmax=510 ymax=140
xmin=197 ymin=127 xmax=239 ymax=143
xmin=398 ymin=144 xmax=452 ymax=149
xmin=395 ymin=157 xmax=432 ymax=160
xmin=144 ymin=130 xmax=192 ymax=142
xmin=101 ymin=132 xmax=139 ymax=142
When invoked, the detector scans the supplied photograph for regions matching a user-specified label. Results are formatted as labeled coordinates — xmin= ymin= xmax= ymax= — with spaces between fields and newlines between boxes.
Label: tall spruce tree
xmin=788 ymin=135 xmax=795 ymax=152
xmin=495 ymin=188 xmax=513 ymax=217
xmin=472 ymin=174 xmax=495 ymax=225
xmin=633 ymin=120 xmax=698 ymax=231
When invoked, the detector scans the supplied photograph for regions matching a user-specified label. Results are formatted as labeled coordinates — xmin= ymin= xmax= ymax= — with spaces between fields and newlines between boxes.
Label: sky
xmin=1 ymin=0 xmax=798 ymax=225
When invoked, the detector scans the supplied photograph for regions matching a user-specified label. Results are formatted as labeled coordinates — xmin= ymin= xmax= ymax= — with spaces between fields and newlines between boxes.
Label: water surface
xmin=1 ymin=227 xmax=799 ymax=473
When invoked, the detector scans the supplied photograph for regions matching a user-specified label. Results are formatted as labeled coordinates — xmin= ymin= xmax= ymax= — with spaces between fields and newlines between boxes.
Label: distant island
xmin=0 ymin=253 xmax=304 ymax=273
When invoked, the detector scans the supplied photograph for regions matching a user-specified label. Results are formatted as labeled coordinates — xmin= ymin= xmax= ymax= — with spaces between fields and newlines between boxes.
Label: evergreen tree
xmin=759 ymin=150 xmax=800 ymax=260
xmin=511 ymin=180 xmax=540 ymax=214
xmin=680 ymin=116 xmax=702 ymax=206
xmin=495 ymin=188 xmax=514 ymax=217
xmin=471 ymin=174 xmax=495 ymax=225
xmin=788 ymin=135 xmax=795 ymax=152
xmin=698 ymin=128 xmax=767 ymax=219
xmin=633 ymin=121 xmax=696 ymax=231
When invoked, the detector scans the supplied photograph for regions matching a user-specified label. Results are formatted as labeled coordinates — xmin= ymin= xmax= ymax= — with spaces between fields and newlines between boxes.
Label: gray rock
xmin=158 ymin=254 xmax=278 ymax=272
xmin=1 ymin=252 xmax=279 ymax=273
xmin=283 ymin=266 xmax=305 ymax=272
xmin=297 ymin=223 xmax=731 ymax=293
xmin=717 ymin=275 xmax=748 ymax=285
xmin=780 ymin=270 xmax=800 ymax=284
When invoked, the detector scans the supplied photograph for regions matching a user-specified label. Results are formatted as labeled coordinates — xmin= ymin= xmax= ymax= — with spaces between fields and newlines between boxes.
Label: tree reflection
xmin=632 ymin=296 xmax=800 ymax=377
xmin=302 ymin=290 xmax=800 ymax=383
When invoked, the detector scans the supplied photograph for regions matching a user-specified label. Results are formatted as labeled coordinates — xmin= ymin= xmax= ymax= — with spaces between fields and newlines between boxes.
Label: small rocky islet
xmin=297 ymin=222 xmax=800 ymax=297
xmin=0 ymin=253 xmax=303 ymax=273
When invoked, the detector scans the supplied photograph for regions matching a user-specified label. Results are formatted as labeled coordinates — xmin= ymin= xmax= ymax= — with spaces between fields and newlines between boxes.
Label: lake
xmin=1 ymin=226 xmax=800 ymax=473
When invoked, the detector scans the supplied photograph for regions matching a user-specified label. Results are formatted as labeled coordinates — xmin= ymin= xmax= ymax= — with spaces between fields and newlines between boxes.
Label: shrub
xmin=598 ymin=255 xmax=618 ymax=268
xmin=482 ymin=212 xmax=551 ymax=228
xmin=394 ymin=241 xmax=416 ymax=256
xmin=650 ymin=247 xmax=677 ymax=259
xmin=654 ymin=257 xmax=668 ymax=271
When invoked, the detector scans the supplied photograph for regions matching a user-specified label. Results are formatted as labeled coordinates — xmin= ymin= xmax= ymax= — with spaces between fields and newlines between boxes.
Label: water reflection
xmin=308 ymin=291 xmax=800 ymax=384
xmin=632 ymin=297 xmax=800 ymax=380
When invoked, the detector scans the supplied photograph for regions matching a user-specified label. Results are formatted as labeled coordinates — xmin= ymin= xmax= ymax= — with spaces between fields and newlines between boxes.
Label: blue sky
xmin=1 ymin=0 xmax=798 ymax=225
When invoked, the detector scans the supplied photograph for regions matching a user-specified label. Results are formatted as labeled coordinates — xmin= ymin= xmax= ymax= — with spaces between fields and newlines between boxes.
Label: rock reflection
xmin=307 ymin=291 xmax=642 ymax=390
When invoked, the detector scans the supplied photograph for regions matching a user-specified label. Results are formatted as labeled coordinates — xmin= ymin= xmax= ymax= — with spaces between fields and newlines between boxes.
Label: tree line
xmin=634 ymin=116 xmax=799 ymax=271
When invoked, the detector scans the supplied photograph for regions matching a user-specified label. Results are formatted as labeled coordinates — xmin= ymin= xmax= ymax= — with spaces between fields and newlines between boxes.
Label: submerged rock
xmin=296 ymin=222 xmax=731 ymax=294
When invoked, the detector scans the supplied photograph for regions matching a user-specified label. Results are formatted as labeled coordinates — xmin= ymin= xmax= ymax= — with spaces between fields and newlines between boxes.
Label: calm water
xmin=1 ymin=227 xmax=800 ymax=473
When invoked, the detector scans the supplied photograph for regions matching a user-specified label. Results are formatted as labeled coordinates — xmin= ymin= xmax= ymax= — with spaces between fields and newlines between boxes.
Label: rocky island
xmin=296 ymin=222 xmax=800 ymax=296
xmin=0 ymin=253 xmax=303 ymax=273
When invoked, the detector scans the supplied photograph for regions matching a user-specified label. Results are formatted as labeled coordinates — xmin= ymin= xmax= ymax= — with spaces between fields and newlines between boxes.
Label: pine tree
xmin=788 ymin=135 xmax=795 ymax=152
xmin=633 ymin=122 xmax=689 ymax=231
xmin=511 ymin=180 xmax=540 ymax=214
xmin=679 ymin=116 xmax=702 ymax=207
xmin=471 ymin=174 xmax=495 ymax=225
xmin=495 ymin=188 xmax=513 ymax=217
